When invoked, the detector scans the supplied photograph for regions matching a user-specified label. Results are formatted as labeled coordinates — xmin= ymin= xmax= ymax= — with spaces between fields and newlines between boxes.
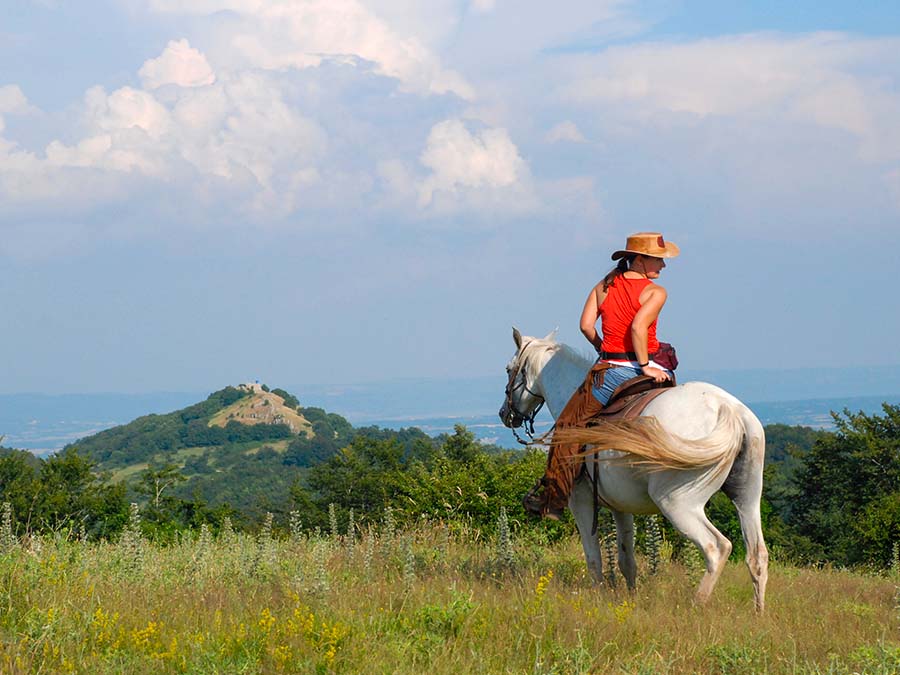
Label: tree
xmin=35 ymin=448 xmax=128 ymax=538
xmin=137 ymin=463 xmax=187 ymax=510
xmin=788 ymin=404 xmax=900 ymax=566
xmin=307 ymin=436 xmax=411 ymax=517
xmin=0 ymin=449 xmax=41 ymax=533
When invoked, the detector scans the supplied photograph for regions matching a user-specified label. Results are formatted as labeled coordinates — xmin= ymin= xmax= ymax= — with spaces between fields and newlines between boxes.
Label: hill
xmin=208 ymin=383 xmax=312 ymax=435
xmin=65 ymin=384 xmax=433 ymax=520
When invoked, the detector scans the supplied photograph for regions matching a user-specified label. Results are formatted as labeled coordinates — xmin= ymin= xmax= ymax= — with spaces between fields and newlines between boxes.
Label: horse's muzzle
xmin=498 ymin=404 xmax=523 ymax=429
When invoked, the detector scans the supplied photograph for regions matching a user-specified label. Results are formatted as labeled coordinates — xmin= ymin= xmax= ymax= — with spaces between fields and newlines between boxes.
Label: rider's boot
xmin=522 ymin=477 xmax=566 ymax=520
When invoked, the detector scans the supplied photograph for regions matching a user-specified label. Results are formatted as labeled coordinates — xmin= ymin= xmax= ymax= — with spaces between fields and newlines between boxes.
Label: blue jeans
xmin=592 ymin=365 xmax=640 ymax=405
xmin=592 ymin=364 xmax=673 ymax=406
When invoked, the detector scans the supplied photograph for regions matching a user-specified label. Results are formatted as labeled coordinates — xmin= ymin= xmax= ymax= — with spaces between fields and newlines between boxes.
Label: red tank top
xmin=598 ymin=276 xmax=660 ymax=354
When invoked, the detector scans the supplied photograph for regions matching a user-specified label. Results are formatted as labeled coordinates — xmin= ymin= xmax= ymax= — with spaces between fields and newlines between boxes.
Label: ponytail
xmin=602 ymin=255 xmax=634 ymax=291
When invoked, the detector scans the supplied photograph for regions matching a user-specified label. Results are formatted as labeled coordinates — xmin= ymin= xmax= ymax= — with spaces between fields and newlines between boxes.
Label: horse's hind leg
xmin=721 ymin=426 xmax=769 ymax=612
xmin=612 ymin=510 xmax=637 ymax=590
xmin=656 ymin=499 xmax=732 ymax=605
xmin=731 ymin=496 xmax=768 ymax=613
xmin=570 ymin=473 xmax=603 ymax=584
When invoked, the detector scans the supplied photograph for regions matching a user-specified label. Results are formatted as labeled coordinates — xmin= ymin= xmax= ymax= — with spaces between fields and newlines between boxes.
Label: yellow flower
xmin=130 ymin=620 xmax=160 ymax=651
xmin=259 ymin=608 xmax=277 ymax=634
xmin=607 ymin=599 xmax=635 ymax=624
xmin=535 ymin=570 xmax=554 ymax=599
xmin=273 ymin=643 xmax=293 ymax=665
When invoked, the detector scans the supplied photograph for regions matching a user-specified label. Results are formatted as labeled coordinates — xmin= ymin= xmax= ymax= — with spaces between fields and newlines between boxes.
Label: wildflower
xmin=496 ymin=506 xmax=514 ymax=569
xmin=535 ymin=570 xmax=554 ymax=599
xmin=259 ymin=608 xmax=276 ymax=634
xmin=607 ymin=599 xmax=635 ymax=624
xmin=273 ymin=644 xmax=293 ymax=665
xmin=0 ymin=502 xmax=15 ymax=551
xmin=403 ymin=535 xmax=416 ymax=587
xmin=130 ymin=620 xmax=160 ymax=652
xmin=646 ymin=514 xmax=662 ymax=575
xmin=289 ymin=511 xmax=303 ymax=542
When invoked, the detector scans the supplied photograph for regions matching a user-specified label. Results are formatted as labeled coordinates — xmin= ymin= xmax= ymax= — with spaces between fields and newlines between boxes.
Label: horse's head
xmin=498 ymin=327 xmax=556 ymax=438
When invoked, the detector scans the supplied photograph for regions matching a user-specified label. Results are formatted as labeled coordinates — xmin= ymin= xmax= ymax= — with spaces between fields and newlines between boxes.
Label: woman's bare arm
xmin=580 ymin=283 xmax=606 ymax=353
xmin=631 ymin=285 xmax=670 ymax=382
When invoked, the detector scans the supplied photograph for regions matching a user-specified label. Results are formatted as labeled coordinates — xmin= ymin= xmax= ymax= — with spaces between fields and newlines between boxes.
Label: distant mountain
xmin=288 ymin=364 xmax=900 ymax=421
xmin=3 ymin=365 xmax=899 ymax=454
xmin=0 ymin=391 xmax=202 ymax=455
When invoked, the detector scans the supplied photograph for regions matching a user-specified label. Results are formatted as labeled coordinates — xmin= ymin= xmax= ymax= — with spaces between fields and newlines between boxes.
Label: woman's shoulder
xmin=640 ymin=281 xmax=667 ymax=302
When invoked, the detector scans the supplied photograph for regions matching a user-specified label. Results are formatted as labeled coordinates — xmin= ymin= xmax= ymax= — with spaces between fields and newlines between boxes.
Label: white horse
xmin=499 ymin=329 xmax=769 ymax=611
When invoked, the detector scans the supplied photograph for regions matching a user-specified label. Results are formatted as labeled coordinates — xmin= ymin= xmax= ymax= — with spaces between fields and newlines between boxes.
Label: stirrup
xmin=522 ymin=479 xmax=545 ymax=517
xmin=522 ymin=479 xmax=565 ymax=520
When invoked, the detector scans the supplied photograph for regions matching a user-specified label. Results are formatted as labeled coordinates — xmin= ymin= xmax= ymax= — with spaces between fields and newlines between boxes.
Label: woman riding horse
xmin=524 ymin=232 xmax=680 ymax=519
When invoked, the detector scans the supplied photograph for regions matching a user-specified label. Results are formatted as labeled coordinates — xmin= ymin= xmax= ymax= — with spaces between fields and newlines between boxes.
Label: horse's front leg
xmin=569 ymin=473 xmax=603 ymax=584
xmin=612 ymin=510 xmax=637 ymax=590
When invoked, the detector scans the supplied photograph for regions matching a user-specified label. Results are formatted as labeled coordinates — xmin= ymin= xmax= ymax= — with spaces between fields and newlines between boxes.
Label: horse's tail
xmin=552 ymin=399 xmax=745 ymax=475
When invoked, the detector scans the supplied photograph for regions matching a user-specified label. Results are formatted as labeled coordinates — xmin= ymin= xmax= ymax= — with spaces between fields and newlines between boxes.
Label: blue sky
xmin=1 ymin=1 xmax=899 ymax=394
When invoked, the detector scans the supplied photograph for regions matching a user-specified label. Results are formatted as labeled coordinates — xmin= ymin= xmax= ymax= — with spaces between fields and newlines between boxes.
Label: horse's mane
xmin=536 ymin=338 xmax=594 ymax=372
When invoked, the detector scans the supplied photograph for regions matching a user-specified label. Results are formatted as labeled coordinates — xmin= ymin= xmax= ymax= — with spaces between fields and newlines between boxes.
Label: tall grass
xmin=0 ymin=514 xmax=897 ymax=674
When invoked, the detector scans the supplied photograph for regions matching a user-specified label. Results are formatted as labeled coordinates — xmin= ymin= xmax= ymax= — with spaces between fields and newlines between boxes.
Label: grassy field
xmin=0 ymin=514 xmax=898 ymax=675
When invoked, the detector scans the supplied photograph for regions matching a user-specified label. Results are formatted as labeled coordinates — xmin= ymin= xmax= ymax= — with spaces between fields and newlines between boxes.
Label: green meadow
xmin=1 ymin=515 xmax=897 ymax=675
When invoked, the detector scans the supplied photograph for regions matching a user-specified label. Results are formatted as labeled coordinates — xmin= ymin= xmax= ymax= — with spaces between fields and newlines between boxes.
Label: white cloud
xmin=139 ymin=39 xmax=216 ymax=90
xmin=143 ymin=0 xmax=474 ymax=99
xmin=0 ymin=85 xmax=31 ymax=115
xmin=545 ymin=120 xmax=586 ymax=143
xmin=87 ymin=86 xmax=172 ymax=140
xmin=377 ymin=158 xmax=416 ymax=202
xmin=559 ymin=33 xmax=900 ymax=160
xmin=556 ymin=33 xmax=900 ymax=180
xmin=6 ymin=0 xmax=900 ymax=257
xmin=418 ymin=118 xmax=530 ymax=208
xmin=43 ymin=86 xmax=173 ymax=175
xmin=3 ymin=67 xmax=326 ymax=216
xmin=0 ymin=85 xmax=36 ymax=134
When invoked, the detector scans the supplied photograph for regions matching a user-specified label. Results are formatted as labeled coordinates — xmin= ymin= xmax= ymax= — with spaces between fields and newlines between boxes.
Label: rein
xmin=504 ymin=346 xmax=546 ymax=445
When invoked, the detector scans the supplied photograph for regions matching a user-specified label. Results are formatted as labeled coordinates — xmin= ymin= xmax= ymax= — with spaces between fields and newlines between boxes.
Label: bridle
xmin=502 ymin=342 xmax=545 ymax=445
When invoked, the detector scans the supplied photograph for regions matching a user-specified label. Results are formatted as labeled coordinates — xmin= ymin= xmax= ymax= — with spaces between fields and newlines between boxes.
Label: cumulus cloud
xmin=418 ymin=118 xmax=531 ymax=208
xmin=139 ymin=39 xmax=216 ymax=89
xmin=0 ymin=85 xmax=31 ymax=115
xmin=142 ymin=0 xmax=474 ymax=99
xmin=3 ymin=63 xmax=326 ymax=220
xmin=545 ymin=120 xmax=586 ymax=144
xmin=44 ymin=86 xmax=172 ymax=175
xmin=5 ymin=0 xmax=900 ymax=257
xmin=0 ymin=85 xmax=36 ymax=134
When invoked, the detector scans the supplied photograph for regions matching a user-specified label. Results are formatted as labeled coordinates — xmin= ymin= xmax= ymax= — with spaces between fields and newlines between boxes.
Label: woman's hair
xmin=602 ymin=254 xmax=635 ymax=291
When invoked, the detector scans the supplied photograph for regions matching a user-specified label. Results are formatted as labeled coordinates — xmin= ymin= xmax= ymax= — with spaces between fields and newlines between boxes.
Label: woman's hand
xmin=642 ymin=365 xmax=671 ymax=383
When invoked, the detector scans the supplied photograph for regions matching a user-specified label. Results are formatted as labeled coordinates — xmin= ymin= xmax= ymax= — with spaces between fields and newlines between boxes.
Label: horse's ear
xmin=543 ymin=328 xmax=558 ymax=342
xmin=512 ymin=327 xmax=523 ymax=349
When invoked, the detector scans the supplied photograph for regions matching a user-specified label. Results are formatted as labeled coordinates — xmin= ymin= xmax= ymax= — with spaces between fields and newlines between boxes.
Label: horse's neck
xmin=536 ymin=348 xmax=592 ymax=420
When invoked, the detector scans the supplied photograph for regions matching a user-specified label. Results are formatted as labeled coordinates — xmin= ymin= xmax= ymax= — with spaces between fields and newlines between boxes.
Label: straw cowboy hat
xmin=611 ymin=232 xmax=680 ymax=260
